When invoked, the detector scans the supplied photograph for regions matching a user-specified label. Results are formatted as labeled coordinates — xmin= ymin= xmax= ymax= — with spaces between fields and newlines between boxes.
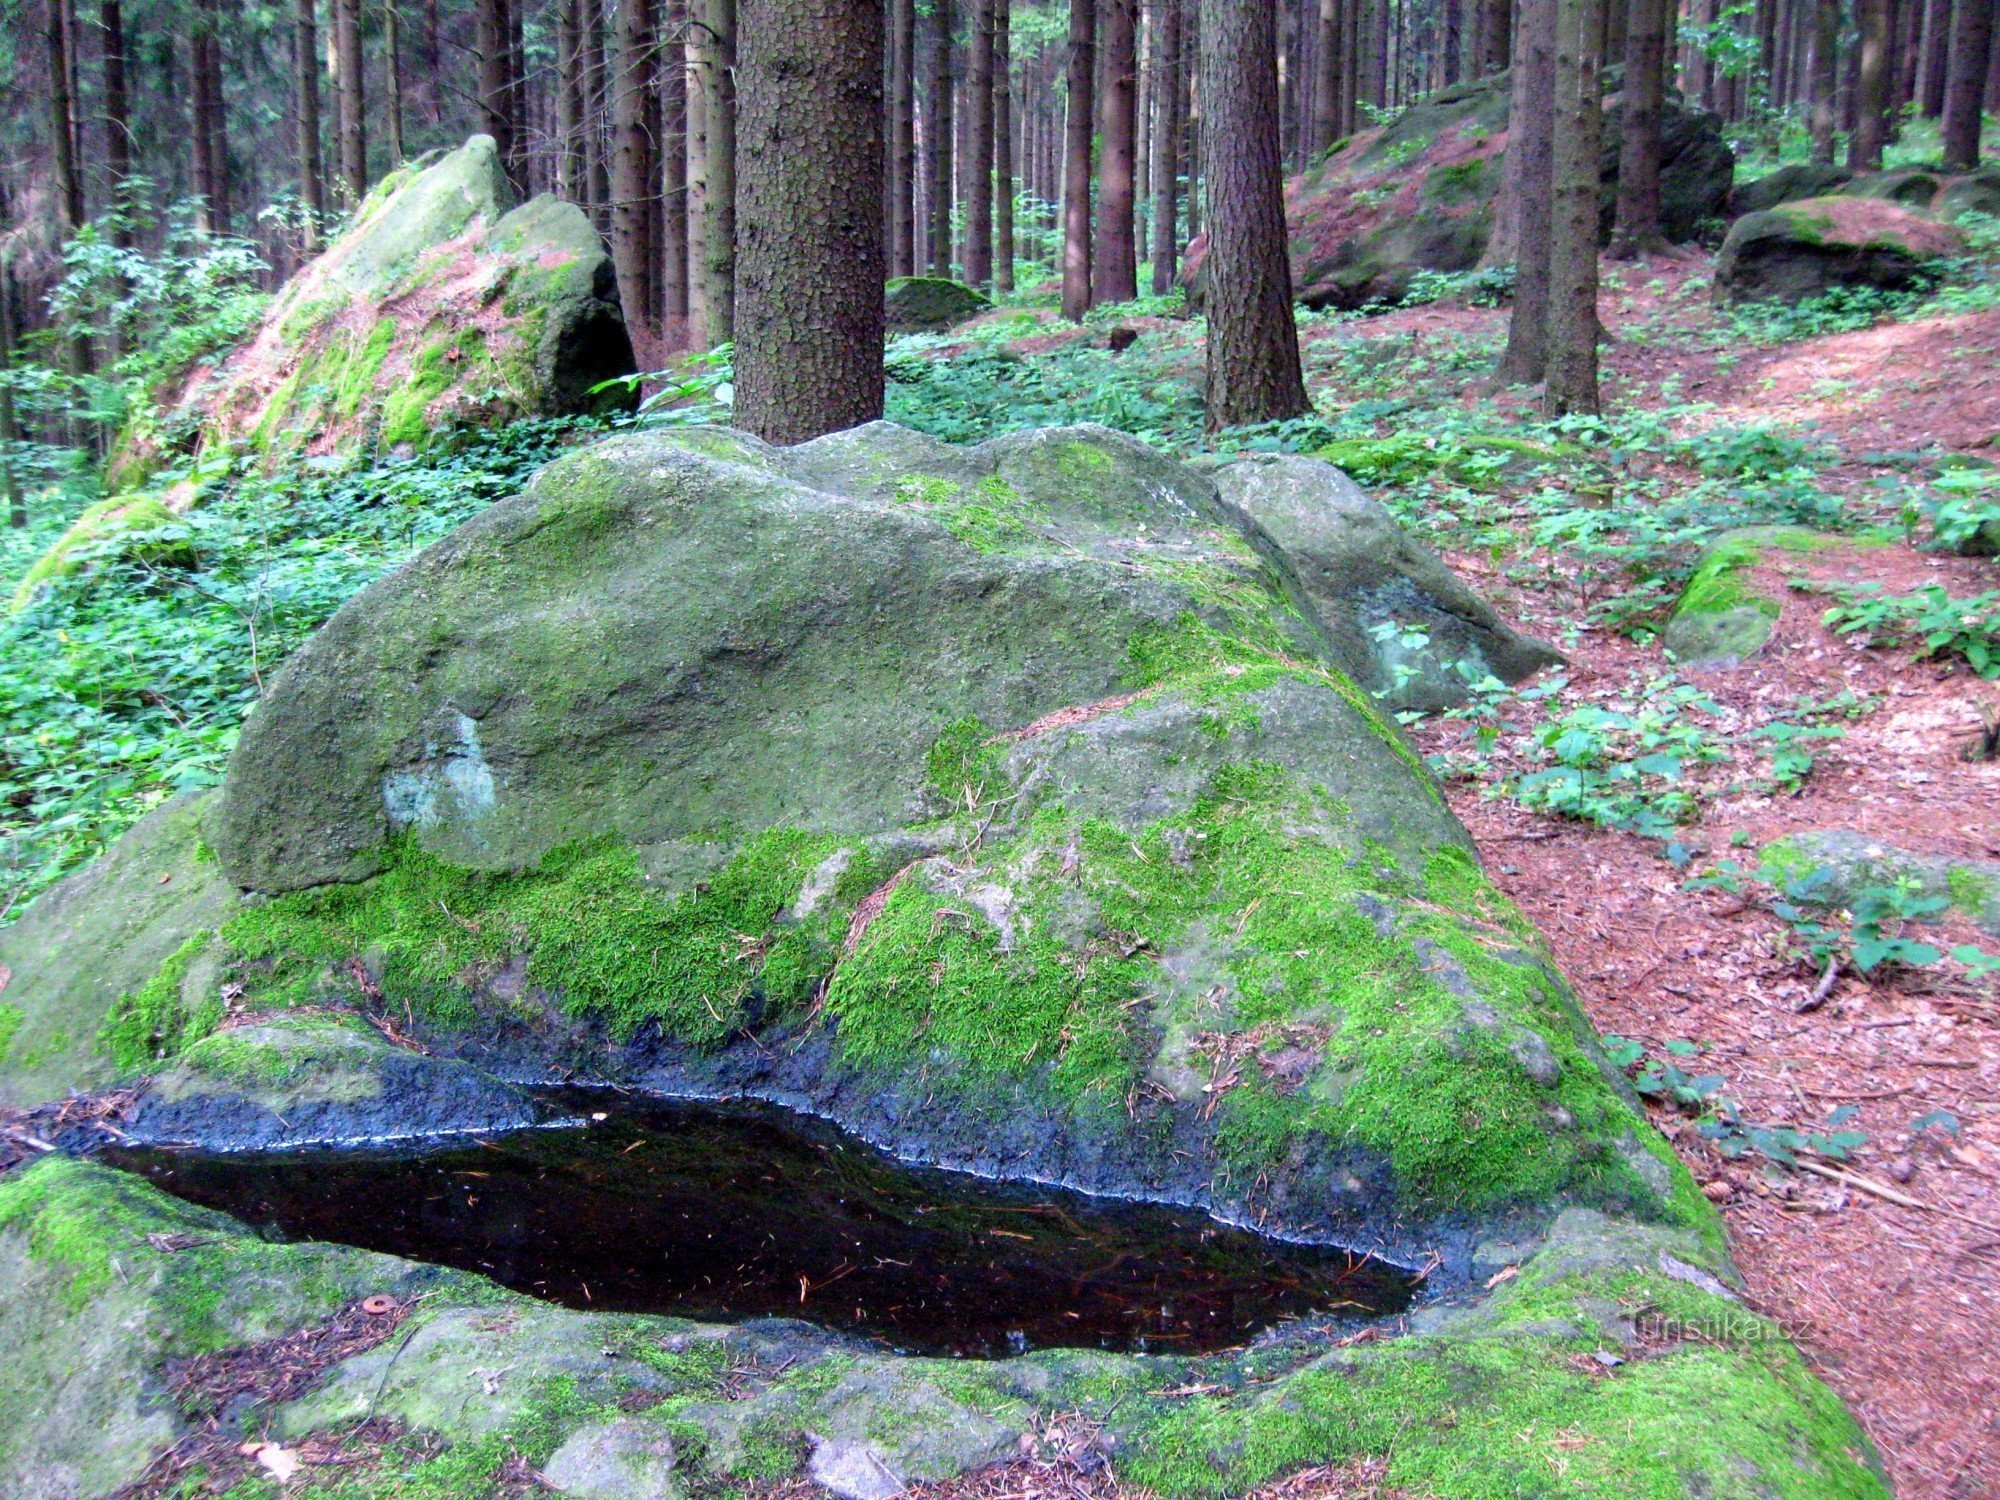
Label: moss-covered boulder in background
xmin=0 ymin=1154 xmax=1888 ymax=1499
xmin=110 ymin=135 xmax=635 ymax=486
xmin=1760 ymin=830 xmax=2000 ymax=935
xmin=1659 ymin=526 xmax=1838 ymax=667
xmin=1712 ymin=196 xmax=1964 ymax=305
xmin=884 ymin=276 xmax=992 ymax=332
xmin=8 ymin=493 xmax=195 ymax=610
xmin=1726 ymin=161 xmax=1852 ymax=218
xmin=1186 ymin=70 xmax=1732 ymax=310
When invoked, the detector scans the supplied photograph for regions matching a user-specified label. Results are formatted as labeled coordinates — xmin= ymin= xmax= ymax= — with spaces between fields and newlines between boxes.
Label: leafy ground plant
xmin=1814 ymin=580 xmax=2000 ymax=677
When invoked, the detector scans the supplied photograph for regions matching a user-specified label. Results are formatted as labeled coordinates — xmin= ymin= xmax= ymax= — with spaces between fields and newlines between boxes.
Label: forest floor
xmin=882 ymin=260 xmax=2000 ymax=1497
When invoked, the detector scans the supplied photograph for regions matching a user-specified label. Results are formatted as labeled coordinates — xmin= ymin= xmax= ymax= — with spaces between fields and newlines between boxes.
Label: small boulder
xmin=9 ymin=493 xmax=196 ymax=611
xmin=884 ymin=276 xmax=992 ymax=332
xmin=1726 ymin=162 xmax=1852 ymax=218
xmin=1761 ymin=830 xmax=2000 ymax=935
xmin=1712 ymin=196 xmax=1963 ymax=305
xmin=1660 ymin=526 xmax=1841 ymax=667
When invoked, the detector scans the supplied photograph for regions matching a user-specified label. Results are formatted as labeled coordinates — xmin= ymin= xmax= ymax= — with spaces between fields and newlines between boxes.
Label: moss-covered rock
xmin=1186 ymin=70 xmax=1731 ymax=310
xmin=0 ymin=1155 xmax=1888 ymax=1499
xmin=1727 ymin=161 xmax=1854 ymax=218
xmin=1760 ymin=830 xmax=2000 ymax=935
xmin=1712 ymin=196 xmax=1964 ymax=305
xmin=884 ymin=276 xmax=992 ymax=332
xmin=1208 ymin=452 xmax=1561 ymax=710
xmin=110 ymin=135 xmax=635 ymax=484
xmin=1660 ymin=526 xmax=1847 ymax=667
xmin=9 ymin=493 xmax=196 ymax=611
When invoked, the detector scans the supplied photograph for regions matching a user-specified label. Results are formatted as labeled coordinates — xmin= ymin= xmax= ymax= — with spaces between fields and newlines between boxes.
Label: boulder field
xmin=0 ymin=423 xmax=1884 ymax=1498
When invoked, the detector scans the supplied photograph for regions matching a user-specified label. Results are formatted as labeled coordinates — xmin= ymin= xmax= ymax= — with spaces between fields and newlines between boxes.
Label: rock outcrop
xmin=884 ymin=276 xmax=992 ymax=332
xmin=110 ymin=135 xmax=636 ymax=489
xmin=1712 ymin=194 xmax=1964 ymax=305
xmin=1189 ymin=70 xmax=1733 ymax=310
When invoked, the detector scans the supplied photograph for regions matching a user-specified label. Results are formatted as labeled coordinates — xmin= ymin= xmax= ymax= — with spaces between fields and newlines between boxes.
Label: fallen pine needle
xmin=1794 ymin=1158 xmax=2000 ymax=1236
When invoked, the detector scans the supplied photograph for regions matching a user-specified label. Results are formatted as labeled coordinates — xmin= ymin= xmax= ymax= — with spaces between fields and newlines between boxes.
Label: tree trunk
xmin=1491 ymin=0 xmax=1554 ymax=381
xmin=294 ymin=0 xmax=325 ymax=248
xmin=1919 ymin=0 xmax=1952 ymax=112
xmin=663 ymin=0 xmax=690 ymax=329
xmin=1544 ymin=0 xmax=1600 ymax=415
xmin=583 ymin=0 xmax=612 ymax=223
xmin=100 ymin=0 xmax=132 ymax=236
xmin=335 ymin=0 xmax=367 ymax=203
xmin=1477 ymin=0 xmax=1511 ymax=72
xmin=1610 ymin=0 xmax=1666 ymax=257
xmin=1096 ymin=0 xmax=1140 ymax=301
xmin=1851 ymin=0 xmax=1891 ymax=166
xmin=1063 ymin=0 xmax=1097 ymax=318
xmin=927 ymin=0 xmax=955 ymax=275
xmin=1941 ymin=0 xmax=1995 ymax=166
xmin=702 ymin=0 xmax=738 ymax=340
xmin=558 ymin=0 xmax=583 ymax=199
xmin=47 ymin=0 xmax=83 ymax=231
xmin=1199 ymin=0 xmax=1310 ymax=428
xmin=890 ymin=0 xmax=917 ymax=276
xmin=611 ymin=0 xmax=659 ymax=338
xmin=995 ymin=0 xmax=1016 ymax=291
xmin=1808 ymin=0 xmax=1838 ymax=162
xmin=965 ymin=0 xmax=995 ymax=285
xmin=385 ymin=0 xmax=406 ymax=163
xmin=735 ymin=0 xmax=886 ymax=442
xmin=479 ymin=0 xmax=517 ymax=181
xmin=0 ymin=262 xmax=24 ymax=529
xmin=1151 ymin=0 xmax=1184 ymax=292
xmin=1311 ymin=0 xmax=1339 ymax=150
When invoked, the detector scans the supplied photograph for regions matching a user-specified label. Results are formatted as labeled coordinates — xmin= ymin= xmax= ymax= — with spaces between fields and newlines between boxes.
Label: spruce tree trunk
xmin=583 ymin=0 xmax=611 ymax=223
xmin=1198 ymin=0 xmax=1310 ymax=428
xmin=1809 ymin=0 xmax=1838 ymax=162
xmin=335 ymin=0 xmax=367 ymax=202
xmin=1491 ymin=0 xmax=1554 ymax=381
xmin=735 ymin=0 xmax=886 ymax=442
xmin=611 ymin=0 xmax=659 ymax=337
xmin=702 ymin=0 xmax=738 ymax=340
xmin=1610 ymin=0 xmax=1666 ymax=257
xmin=995 ymin=0 xmax=1016 ymax=290
xmin=1311 ymin=0 xmax=1339 ymax=151
xmin=663 ymin=0 xmax=690 ymax=329
xmin=295 ymin=0 xmax=325 ymax=248
xmin=191 ymin=24 xmax=219 ymax=228
xmin=1062 ymin=0 xmax=1096 ymax=318
xmin=479 ymin=0 xmax=517 ymax=180
xmin=100 ymin=0 xmax=132 ymax=236
xmin=0 ymin=261 xmax=24 ymax=529
xmin=1941 ymin=0 xmax=1994 ymax=166
xmin=927 ymin=0 xmax=956 ymax=275
xmin=1096 ymin=0 xmax=1140 ymax=301
xmin=891 ymin=0 xmax=917 ymax=276
xmin=1544 ymin=0 xmax=1600 ymax=416
xmin=1477 ymin=0 xmax=1511 ymax=72
xmin=557 ymin=0 xmax=583 ymax=199
xmin=1151 ymin=0 xmax=1184 ymax=293
xmin=1851 ymin=0 xmax=1891 ymax=166
xmin=965 ymin=0 xmax=995 ymax=286
xmin=47 ymin=0 xmax=83 ymax=232
xmin=1919 ymin=0 xmax=1951 ymax=113
xmin=385 ymin=0 xmax=405 ymax=163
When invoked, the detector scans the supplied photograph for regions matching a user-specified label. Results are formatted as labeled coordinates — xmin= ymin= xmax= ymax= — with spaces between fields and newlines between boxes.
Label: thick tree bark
xmin=479 ymin=0 xmax=517 ymax=182
xmin=926 ymin=0 xmax=955 ymax=275
xmin=995 ymin=0 xmax=1015 ymax=291
xmin=1941 ymin=0 xmax=1995 ymax=166
xmin=611 ymin=0 xmax=659 ymax=336
xmin=385 ymin=0 xmax=406 ymax=163
xmin=1062 ymin=0 xmax=1096 ymax=318
xmin=890 ymin=0 xmax=918 ymax=276
xmin=1198 ymin=0 xmax=1309 ymax=428
xmin=1808 ymin=0 xmax=1838 ymax=162
xmin=701 ymin=0 xmax=738 ymax=340
xmin=965 ymin=0 xmax=995 ymax=285
xmin=663 ymin=0 xmax=690 ymax=329
xmin=1544 ymin=0 xmax=1600 ymax=416
xmin=1477 ymin=0 xmax=1511 ymax=72
xmin=335 ymin=0 xmax=367 ymax=203
xmin=47 ymin=0 xmax=83 ymax=231
xmin=1610 ymin=0 xmax=1666 ymax=257
xmin=1491 ymin=0 xmax=1554 ymax=382
xmin=1095 ymin=0 xmax=1140 ymax=301
xmin=294 ymin=0 xmax=325 ymax=248
xmin=1150 ymin=0 xmax=1184 ymax=293
xmin=1851 ymin=0 xmax=1891 ymax=167
xmin=736 ymin=0 xmax=886 ymax=442
xmin=100 ymin=0 xmax=132 ymax=237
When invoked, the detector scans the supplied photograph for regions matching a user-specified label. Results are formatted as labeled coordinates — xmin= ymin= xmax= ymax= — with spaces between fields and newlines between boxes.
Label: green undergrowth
xmin=97 ymin=930 xmax=221 ymax=1070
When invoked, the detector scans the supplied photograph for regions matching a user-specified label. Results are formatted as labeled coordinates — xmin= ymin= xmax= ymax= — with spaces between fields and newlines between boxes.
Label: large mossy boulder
xmin=1194 ymin=71 xmax=1732 ymax=310
xmin=110 ymin=135 xmax=636 ymax=488
xmin=1727 ymin=161 xmax=1853 ymax=218
xmin=0 ymin=1154 xmax=1888 ymax=1499
xmin=0 ymin=422 xmax=1888 ymax=1498
xmin=1713 ymin=196 xmax=1965 ymax=304
xmin=884 ymin=275 xmax=992 ymax=332
xmin=1659 ymin=526 xmax=1854 ymax=667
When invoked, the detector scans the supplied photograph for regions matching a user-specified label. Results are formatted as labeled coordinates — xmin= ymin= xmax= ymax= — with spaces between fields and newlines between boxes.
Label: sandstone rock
xmin=1712 ymin=196 xmax=1964 ymax=305
xmin=884 ymin=276 xmax=992 ymax=332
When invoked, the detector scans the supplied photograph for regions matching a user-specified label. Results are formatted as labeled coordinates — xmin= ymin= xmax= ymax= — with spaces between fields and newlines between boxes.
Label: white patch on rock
xmin=790 ymin=847 xmax=854 ymax=920
xmin=808 ymin=1439 xmax=906 ymax=1500
xmin=382 ymin=712 xmax=497 ymax=834
xmin=543 ymin=1419 xmax=683 ymax=1500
